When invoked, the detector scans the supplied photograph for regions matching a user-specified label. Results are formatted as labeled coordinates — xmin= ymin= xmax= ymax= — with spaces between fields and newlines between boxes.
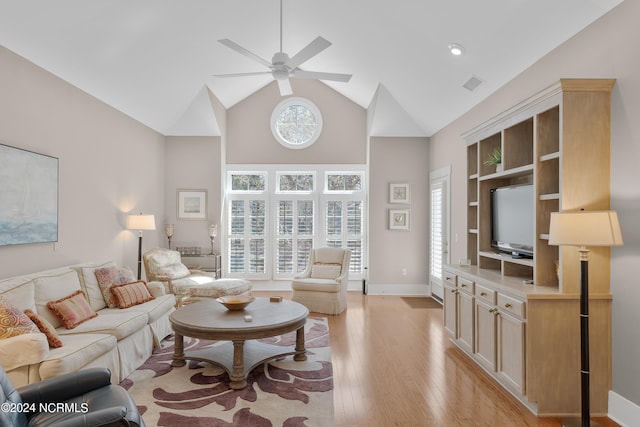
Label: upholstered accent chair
xmin=291 ymin=247 xmax=351 ymax=315
xmin=0 ymin=365 xmax=145 ymax=427
xmin=143 ymin=248 xmax=251 ymax=306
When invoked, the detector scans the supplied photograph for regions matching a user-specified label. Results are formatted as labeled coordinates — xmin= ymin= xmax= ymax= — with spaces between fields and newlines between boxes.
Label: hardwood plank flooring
xmin=253 ymin=291 xmax=620 ymax=427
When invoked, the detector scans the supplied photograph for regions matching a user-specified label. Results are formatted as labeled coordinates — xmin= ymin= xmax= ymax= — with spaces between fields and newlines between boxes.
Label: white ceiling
xmin=0 ymin=0 xmax=623 ymax=137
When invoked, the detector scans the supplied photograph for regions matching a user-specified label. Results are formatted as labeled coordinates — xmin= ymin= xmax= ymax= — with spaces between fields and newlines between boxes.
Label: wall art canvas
xmin=0 ymin=144 xmax=59 ymax=246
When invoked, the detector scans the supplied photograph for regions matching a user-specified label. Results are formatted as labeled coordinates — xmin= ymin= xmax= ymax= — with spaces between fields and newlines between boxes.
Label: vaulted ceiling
xmin=0 ymin=0 xmax=623 ymax=137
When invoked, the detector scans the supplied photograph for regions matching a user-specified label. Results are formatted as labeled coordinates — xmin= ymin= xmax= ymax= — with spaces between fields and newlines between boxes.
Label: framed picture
xmin=389 ymin=183 xmax=410 ymax=204
xmin=389 ymin=209 xmax=410 ymax=230
xmin=0 ymin=144 xmax=58 ymax=246
xmin=177 ymin=190 xmax=207 ymax=220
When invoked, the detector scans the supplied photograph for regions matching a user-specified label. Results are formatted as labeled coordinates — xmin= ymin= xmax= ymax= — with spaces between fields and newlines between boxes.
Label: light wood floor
xmin=254 ymin=291 xmax=620 ymax=427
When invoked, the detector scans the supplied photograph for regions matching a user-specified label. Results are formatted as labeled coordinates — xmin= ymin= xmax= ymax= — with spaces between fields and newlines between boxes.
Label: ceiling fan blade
xmin=218 ymin=39 xmax=272 ymax=68
xmin=277 ymin=78 xmax=293 ymax=96
xmin=293 ymin=69 xmax=352 ymax=82
xmin=213 ymin=71 xmax=272 ymax=78
xmin=285 ymin=36 xmax=332 ymax=70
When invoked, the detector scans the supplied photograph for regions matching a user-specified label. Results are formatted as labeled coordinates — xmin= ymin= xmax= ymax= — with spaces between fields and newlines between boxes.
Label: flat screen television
xmin=490 ymin=184 xmax=534 ymax=258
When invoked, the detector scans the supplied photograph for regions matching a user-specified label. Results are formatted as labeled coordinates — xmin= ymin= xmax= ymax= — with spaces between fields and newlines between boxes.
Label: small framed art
xmin=389 ymin=183 xmax=410 ymax=204
xmin=389 ymin=209 xmax=410 ymax=230
xmin=177 ymin=190 xmax=207 ymax=220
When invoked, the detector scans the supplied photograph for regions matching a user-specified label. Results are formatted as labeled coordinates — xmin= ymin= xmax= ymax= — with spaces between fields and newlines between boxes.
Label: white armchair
xmin=291 ymin=247 xmax=351 ymax=315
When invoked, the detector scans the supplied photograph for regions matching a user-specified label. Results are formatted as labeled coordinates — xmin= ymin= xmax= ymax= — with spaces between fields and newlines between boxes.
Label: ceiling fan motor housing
xmin=272 ymin=52 xmax=291 ymax=80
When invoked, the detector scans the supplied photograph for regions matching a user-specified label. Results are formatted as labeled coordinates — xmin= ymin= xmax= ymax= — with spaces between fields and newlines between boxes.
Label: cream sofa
xmin=0 ymin=262 xmax=175 ymax=388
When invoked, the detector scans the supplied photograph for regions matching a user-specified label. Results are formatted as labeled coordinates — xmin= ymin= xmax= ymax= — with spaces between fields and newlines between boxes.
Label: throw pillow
xmin=110 ymin=281 xmax=155 ymax=309
xmin=95 ymin=266 xmax=137 ymax=308
xmin=310 ymin=263 xmax=342 ymax=280
xmin=94 ymin=266 xmax=118 ymax=307
xmin=0 ymin=296 xmax=39 ymax=338
xmin=24 ymin=309 xmax=63 ymax=348
xmin=46 ymin=290 xmax=98 ymax=329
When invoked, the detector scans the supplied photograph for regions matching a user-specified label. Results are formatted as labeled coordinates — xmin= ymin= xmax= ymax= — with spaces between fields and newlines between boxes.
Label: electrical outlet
xmin=401 ymin=268 xmax=408 ymax=276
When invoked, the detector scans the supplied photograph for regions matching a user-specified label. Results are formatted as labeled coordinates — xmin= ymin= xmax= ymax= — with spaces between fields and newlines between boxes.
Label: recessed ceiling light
xmin=448 ymin=43 xmax=465 ymax=56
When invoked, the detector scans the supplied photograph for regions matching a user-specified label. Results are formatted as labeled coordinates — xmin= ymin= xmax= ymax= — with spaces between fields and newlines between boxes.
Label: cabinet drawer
xmin=497 ymin=294 xmax=526 ymax=319
xmin=475 ymin=284 xmax=496 ymax=305
xmin=458 ymin=277 xmax=474 ymax=295
xmin=443 ymin=271 xmax=457 ymax=287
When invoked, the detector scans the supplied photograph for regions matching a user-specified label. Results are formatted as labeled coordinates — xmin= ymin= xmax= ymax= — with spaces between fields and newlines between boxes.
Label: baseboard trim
xmin=249 ymin=281 xmax=430 ymax=296
xmin=608 ymin=390 xmax=640 ymax=427
xmin=365 ymin=283 xmax=430 ymax=296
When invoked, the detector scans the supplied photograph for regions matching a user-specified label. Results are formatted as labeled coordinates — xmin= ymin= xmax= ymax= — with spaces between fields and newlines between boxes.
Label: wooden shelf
xmin=539 ymin=193 xmax=560 ymax=201
xmin=478 ymin=164 xmax=534 ymax=181
xmin=460 ymin=79 xmax=615 ymax=417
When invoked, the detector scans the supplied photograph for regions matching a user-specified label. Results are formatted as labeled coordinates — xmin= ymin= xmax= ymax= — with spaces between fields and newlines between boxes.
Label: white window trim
xmin=270 ymin=97 xmax=323 ymax=149
xmin=223 ymin=165 xmax=367 ymax=281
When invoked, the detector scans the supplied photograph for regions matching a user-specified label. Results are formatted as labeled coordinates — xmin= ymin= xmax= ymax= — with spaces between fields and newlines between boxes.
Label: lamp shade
xmin=549 ymin=210 xmax=623 ymax=247
xmin=126 ymin=214 xmax=156 ymax=231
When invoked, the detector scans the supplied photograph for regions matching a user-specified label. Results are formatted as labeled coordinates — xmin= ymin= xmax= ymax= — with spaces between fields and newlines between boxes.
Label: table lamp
xmin=208 ymin=223 xmax=217 ymax=255
xmin=165 ymin=224 xmax=174 ymax=249
xmin=549 ymin=209 xmax=623 ymax=427
xmin=126 ymin=213 xmax=156 ymax=280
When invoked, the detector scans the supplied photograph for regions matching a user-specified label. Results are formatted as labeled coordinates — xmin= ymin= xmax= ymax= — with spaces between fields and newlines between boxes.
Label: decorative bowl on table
xmin=216 ymin=295 xmax=255 ymax=311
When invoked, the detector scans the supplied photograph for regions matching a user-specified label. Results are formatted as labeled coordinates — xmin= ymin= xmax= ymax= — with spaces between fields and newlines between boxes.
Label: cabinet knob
xmin=480 ymin=292 xmax=486 ymax=297
xmin=451 ymin=289 xmax=456 ymax=294
xmin=488 ymin=308 xmax=496 ymax=314
xmin=504 ymin=303 xmax=512 ymax=308
xmin=461 ymin=283 xmax=466 ymax=288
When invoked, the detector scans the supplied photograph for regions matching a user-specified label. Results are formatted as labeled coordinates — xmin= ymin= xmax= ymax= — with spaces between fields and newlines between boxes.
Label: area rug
xmin=401 ymin=296 xmax=442 ymax=309
xmin=121 ymin=317 xmax=333 ymax=427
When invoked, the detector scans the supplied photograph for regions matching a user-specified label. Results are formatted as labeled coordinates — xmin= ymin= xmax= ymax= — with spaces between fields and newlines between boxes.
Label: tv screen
xmin=490 ymin=184 xmax=534 ymax=258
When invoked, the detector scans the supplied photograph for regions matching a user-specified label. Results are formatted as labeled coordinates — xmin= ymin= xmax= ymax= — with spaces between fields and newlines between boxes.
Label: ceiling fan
xmin=213 ymin=0 xmax=352 ymax=96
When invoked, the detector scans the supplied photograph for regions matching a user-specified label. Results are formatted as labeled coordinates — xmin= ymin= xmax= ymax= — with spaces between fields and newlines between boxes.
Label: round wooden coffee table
xmin=169 ymin=297 xmax=309 ymax=389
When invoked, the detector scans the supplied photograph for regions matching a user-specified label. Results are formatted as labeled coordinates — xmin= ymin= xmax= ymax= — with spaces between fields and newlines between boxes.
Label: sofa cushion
xmin=34 ymin=270 xmax=83 ymax=328
xmin=77 ymin=262 xmax=115 ymax=311
xmin=311 ymin=263 xmax=342 ymax=279
xmin=57 ymin=309 xmax=148 ymax=341
xmin=0 ymin=276 xmax=37 ymax=313
xmin=24 ymin=309 xmax=62 ymax=348
xmin=0 ymin=296 xmax=39 ymax=338
xmin=39 ymin=333 xmax=117 ymax=380
xmin=124 ymin=294 xmax=176 ymax=324
xmin=47 ymin=290 xmax=98 ymax=329
xmin=291 ymin=278 xmax=341 ymax=293
xmin=110 ymin=281 xmax=154 ymax=309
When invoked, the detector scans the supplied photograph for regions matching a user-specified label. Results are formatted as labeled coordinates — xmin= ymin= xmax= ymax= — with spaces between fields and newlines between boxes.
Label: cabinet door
xmin=443 ymin=284 xmax=457 ymax=337
xmin=497 ymin=311 xmax=525 ymax=394
xmin=475 ymin=300 xmax=496 ymax=371
xmin=457 ymin=291 xmax=474 ymax=353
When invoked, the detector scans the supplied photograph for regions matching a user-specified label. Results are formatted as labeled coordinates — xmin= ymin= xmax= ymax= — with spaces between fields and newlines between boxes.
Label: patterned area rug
xmin=121 ymin=317 xmax=333 ymax=427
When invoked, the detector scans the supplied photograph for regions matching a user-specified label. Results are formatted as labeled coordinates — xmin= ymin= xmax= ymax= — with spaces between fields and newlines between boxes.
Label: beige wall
xmin=164 ymin=136 xmax=223 ymax=254
xmin=226 ymin=79 xmax=366 ymax=164
xmin=429 ymin=0 xmax=640 ymax=411
xmin=0 ymin=46 xmax=165 ymax=278
xmin=369 ymin=137 xmax=429 ymax=289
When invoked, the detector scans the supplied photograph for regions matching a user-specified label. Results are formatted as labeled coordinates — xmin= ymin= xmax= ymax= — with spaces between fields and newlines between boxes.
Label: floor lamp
xmin=549 ymin=209 xmax=623 ymax=427
xmin=126 ymin=213 xmax=156 ymax=280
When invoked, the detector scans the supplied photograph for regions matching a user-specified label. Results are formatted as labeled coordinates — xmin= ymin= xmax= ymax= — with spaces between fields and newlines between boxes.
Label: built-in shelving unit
xmin=447 ymin=79 xmax=616 ymax=417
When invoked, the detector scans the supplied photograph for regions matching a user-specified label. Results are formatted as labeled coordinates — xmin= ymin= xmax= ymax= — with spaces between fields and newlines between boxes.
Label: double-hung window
xmin=225 ymin=166 xmax=366 ymax=280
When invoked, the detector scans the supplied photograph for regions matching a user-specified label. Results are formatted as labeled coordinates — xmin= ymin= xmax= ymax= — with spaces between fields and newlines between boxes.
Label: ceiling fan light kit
xmin=214 ymin=0 xmax=352 ymax=96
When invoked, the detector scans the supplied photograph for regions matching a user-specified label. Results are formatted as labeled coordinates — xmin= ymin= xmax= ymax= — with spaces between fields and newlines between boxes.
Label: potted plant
xmin=484 ymin=147 xmax=502 ymax=172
